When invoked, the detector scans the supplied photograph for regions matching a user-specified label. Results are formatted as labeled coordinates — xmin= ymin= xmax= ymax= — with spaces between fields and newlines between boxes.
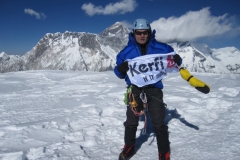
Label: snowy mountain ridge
xmin=1 ymin=22 xmax=240 ymax=74
xmin=168 ymin=41 xmax=240 ymax=74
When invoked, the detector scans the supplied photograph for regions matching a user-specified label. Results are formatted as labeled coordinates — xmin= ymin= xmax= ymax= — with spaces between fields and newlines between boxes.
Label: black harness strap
xmin=146 ymin=94 xmax=167 ymax=107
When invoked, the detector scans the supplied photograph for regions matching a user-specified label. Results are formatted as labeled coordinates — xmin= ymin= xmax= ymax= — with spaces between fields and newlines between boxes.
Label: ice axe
xmin=179 ymin=67 xmax=210 ymax=94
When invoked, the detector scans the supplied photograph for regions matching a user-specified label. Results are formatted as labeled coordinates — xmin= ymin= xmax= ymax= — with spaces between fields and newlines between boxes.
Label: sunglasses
xmin=135 ymin=31 xmax=149 ymax=35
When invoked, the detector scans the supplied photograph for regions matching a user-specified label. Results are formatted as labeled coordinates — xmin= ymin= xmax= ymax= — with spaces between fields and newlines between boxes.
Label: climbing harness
xmin=124 ymin=85 xmax=168 ymax=135
xmin=125 ymin=85 xmax=148 ymax=134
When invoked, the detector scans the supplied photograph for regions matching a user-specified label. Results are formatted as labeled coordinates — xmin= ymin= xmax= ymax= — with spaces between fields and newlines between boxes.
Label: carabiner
xmin=140 ymin=92 xmax=147 ymax=103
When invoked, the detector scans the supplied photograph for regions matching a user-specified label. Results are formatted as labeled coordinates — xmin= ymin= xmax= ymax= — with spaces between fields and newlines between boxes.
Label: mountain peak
xmin=0 ymin=52 xmax=9 ymax=61
xmin=0 ymin=52 xmax=6 ymax=56
xmin=99 ymin=22 xmax=130 ymax=37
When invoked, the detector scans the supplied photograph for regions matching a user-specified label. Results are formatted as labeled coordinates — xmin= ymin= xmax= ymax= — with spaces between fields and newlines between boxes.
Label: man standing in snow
xmin=114 ymin=18 xmax=182 ymax=160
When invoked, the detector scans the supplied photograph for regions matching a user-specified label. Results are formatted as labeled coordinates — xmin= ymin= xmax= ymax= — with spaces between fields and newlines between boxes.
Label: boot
xmin=159 ymin=151 xmax=170 ymax=160
xmin=119 ymin=144 xmax=135 ymax=160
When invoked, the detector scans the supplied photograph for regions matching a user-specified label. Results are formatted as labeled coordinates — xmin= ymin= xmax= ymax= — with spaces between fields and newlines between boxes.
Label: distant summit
xmin=0 ymin=22 xmax=129 ymax=73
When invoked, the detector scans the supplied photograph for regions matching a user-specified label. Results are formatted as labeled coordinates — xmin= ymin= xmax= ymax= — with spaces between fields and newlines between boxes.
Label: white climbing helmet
xmin=133 ymin=18 xmax=151 ymax=31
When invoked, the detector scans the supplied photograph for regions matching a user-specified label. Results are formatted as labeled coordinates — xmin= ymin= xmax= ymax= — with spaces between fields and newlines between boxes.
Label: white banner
xmin=126 ymin=52 xmax=180 ymax=87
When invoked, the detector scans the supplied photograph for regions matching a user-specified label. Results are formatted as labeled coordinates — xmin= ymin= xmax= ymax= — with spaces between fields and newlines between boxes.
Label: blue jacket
xmin=114 ymin=30 xmax=175 ymax=89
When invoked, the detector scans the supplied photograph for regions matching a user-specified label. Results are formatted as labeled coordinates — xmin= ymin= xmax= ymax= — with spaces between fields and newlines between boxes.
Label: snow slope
xmin=0 ymin=70 xmax=239 ymax=160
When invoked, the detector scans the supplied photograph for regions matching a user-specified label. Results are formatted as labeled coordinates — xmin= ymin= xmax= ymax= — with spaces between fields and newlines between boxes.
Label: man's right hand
xmin=117 ymin=61 xmax=129 ymax=73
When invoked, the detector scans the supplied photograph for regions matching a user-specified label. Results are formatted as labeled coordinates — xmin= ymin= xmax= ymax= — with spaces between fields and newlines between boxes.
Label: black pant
xmin=123 ymin=86 xmax=170 ymax=154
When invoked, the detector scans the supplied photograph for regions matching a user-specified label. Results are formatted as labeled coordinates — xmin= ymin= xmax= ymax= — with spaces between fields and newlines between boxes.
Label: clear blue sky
xmin=1 ymin=0 xmax=240 ymax=55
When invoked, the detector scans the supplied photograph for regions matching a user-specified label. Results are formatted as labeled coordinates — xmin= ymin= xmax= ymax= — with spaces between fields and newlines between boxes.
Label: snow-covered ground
xmin=0 ymin=70 xmax=239 ymax=160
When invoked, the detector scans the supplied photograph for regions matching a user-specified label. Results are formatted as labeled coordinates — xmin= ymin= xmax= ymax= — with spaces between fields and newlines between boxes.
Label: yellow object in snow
xmin=179 ymin=67 xmax=210 ymax=94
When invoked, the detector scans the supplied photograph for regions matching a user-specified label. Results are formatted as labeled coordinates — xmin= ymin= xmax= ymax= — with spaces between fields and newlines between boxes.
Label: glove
xmin=117 ymin=61 xmax=129 ymax=73
xmin=173 ymin=54 xmax=182 ymax=66
xmin=179 ymin=67 xmax=210 ymax=94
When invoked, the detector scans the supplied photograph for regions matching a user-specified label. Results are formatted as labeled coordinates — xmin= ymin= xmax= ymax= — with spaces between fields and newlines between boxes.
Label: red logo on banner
xmin=167 ymin=55 xmax=176 ymax=68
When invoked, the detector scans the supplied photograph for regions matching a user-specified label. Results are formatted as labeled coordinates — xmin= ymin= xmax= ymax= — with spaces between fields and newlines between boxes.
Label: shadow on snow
xmin=135 ymin=108 xmax=199 ymax=153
